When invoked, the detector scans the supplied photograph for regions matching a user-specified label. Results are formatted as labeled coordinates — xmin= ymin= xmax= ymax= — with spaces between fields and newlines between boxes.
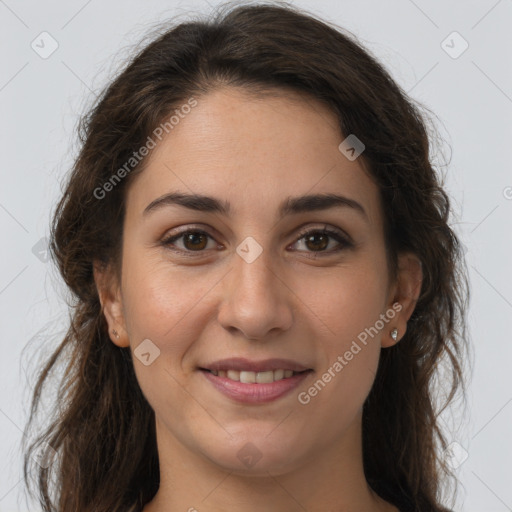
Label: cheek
xmin=121 ymin=248 xmax=213 ymax=342
xmin=295 ymin=270 xmax=385 ymax=419
xmin=295 ymin=263 xmax=387 ymax=400
xmin=301 ymin=263 xmax=389 ymax=342
xmin=119 ymin=252 xmax=211 ymax=410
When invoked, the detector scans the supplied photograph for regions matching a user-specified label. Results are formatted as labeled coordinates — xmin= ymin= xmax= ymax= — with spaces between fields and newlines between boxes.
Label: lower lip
xmin=201 ymin=369 xmax=312 ymax=404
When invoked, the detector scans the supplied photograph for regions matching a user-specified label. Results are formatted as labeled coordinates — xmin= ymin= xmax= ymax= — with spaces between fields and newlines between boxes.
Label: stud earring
xmin=390 ymin=328 xmax=398 ymax=341
xmin=112 ymin=329 xmax=120 ymax=339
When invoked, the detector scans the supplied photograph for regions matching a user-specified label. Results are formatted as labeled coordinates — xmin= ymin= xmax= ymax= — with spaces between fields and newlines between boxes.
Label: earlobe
xmin=382 ymin=252 xmax=423 ymax=348
xmin=93 ymin=261 xmax=129 ymax=348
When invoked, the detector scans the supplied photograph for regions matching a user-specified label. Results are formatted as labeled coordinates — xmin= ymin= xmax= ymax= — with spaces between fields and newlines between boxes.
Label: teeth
xmin=240 ymin=371 xmax=256 ymax=383
xmin=210 ymin=368 xmax=301 ymax=383
xmin=227 ymin=370 xmax=240 ymax=381
xmin=274 ymin=369 xmax=284 ymax=380
xmin=255 ymin=370 xmax=274 ymax=384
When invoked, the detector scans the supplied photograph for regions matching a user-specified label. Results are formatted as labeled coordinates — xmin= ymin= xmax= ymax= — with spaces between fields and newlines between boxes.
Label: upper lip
xmin=200 ymin=357 xmax=312 ymax=373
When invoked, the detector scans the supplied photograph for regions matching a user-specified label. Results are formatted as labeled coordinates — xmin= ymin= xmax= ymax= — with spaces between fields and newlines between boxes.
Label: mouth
xmin=198 ymin=358 xmax=313 ymax=404
xmin=200 ymin=368 xmax=309 ymax=383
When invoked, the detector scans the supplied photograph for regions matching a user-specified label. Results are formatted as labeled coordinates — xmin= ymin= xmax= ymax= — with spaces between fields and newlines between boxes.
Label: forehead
xmin=125 ymin=87 xmax=382 ymax=228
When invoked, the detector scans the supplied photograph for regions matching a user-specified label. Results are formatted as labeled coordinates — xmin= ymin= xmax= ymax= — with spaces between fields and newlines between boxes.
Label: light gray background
xmin=1 ymin=0 xmax=511 ymax=511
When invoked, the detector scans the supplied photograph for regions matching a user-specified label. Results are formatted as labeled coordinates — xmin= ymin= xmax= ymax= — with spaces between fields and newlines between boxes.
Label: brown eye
xmin=182 ymin=231 xmax=208 ymax=250
xmin=161 ymin=229 xmax=216 ymax=253
xmin=303 ymin=232 xmax=329 ymax=251
xmin=291 ymin=227 xmax=352 ymax=254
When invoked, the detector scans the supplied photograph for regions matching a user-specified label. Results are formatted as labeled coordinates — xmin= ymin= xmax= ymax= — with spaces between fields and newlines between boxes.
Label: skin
xmin=94 ymin=86 xmax=422 ymax=512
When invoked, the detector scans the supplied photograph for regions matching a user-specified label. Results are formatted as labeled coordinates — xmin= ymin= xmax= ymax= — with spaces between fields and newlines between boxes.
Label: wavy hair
xmin=22 ymin=2 xmax=470 ymax=511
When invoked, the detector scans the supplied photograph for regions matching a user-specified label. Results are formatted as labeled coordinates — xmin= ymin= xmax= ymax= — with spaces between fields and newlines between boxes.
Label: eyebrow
xmin=143 ymin=191 xmax=367 ymax=221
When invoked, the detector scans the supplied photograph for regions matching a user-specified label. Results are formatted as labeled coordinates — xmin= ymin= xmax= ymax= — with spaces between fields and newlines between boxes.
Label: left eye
xmin=291 ymin=228 xmax=351 ymax=253
xmin=161 ymin=227 xmax=351 ymax=255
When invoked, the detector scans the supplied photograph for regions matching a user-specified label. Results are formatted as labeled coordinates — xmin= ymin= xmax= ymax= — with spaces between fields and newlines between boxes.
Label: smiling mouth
xmin=200 ymin=368 xmax=310 ymax=384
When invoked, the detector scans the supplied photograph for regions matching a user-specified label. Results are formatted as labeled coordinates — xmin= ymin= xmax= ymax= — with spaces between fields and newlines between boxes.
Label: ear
xmin=382 ymin=252 xmax=423 ymax=348
xmin=93 ymin=260 xmax=129 ymax=348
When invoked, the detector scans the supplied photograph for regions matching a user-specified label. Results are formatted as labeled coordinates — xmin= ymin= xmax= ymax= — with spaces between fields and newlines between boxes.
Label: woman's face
xmin=98 ymin=86 xmax=413 ymax=474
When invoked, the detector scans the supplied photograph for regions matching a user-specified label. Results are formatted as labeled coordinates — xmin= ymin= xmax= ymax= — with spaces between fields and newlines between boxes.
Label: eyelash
xmin=160 ymin=225 xmax=353 ymax=257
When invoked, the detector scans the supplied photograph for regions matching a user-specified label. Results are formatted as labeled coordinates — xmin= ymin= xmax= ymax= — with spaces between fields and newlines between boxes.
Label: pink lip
xmin=201 ymin=369 xmax=312 ymax=404
xmin=201 ymin=357 xmax=311 ymax=373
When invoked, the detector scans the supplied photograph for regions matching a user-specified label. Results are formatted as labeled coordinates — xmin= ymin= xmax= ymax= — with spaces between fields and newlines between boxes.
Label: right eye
xmin=160 ymin=229 xmax=221 ymax=254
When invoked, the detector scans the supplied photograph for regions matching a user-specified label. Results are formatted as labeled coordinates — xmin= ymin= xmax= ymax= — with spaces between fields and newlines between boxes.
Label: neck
xmin=142 ymin=412 xmax=398 ymax=512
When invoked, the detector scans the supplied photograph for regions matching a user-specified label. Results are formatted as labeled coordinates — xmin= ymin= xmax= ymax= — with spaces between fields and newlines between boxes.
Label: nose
xmin=217 ymin=248 xmax=294 ymax=340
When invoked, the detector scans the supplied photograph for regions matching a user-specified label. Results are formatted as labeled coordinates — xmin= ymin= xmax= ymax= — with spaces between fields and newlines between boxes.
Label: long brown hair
xmin=22 ymin=2 xmax=470 ymax=511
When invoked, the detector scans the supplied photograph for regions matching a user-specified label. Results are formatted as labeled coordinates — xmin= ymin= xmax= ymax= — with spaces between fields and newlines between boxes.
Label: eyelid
xmin=293 ymin=223 xmax=353 ymax=244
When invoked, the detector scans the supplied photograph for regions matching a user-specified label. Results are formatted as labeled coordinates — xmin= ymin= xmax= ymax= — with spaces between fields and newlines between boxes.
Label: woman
xmin=22 ymin=2 xmax=469 ymax=511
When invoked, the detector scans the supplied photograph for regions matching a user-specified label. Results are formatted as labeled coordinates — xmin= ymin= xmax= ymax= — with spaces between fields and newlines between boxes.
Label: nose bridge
xmin=235 ymin=245 xmax=278 ymax=299
xmin=217 ymin=242 xmax=293 ymax=339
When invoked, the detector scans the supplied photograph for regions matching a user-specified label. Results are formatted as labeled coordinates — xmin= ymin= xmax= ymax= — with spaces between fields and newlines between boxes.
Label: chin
xmin=199 ymin=430 xmax=306 ymax=475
